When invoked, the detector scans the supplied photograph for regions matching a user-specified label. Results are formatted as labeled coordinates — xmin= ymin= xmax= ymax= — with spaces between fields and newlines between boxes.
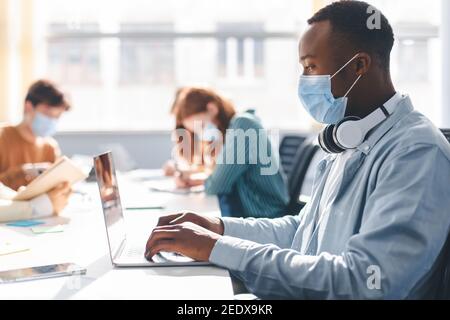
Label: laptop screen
xmin=94 ymin=152 xmax=126 ymax=257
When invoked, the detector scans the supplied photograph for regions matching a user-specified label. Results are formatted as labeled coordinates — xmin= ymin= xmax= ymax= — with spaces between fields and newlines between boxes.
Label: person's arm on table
xmin=145 ymin=213 xmax=301 ymax=261
xmin=174 ymin=171 xmax=209 ymax=188
xmin=221 ymin=215 xmax=302 ymax=248
xmin=0 ymin=182 xmax=72 ymax=223
xmin=147 ymin=145 xmax=450 ymax=299
xmin=154 ymin=211 xmax=302 ymax=248
xmin=210 ymin=145 xmax=450 ymax=299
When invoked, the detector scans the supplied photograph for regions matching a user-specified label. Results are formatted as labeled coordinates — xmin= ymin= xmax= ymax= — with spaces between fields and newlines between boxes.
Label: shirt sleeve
xmin=29 ymin=194 xmax=54 ymax=218
xmin=0 ymin=182 xmax=53 ymax=222
xmin=222 ymin=214 xmax=302 ymax=248
xmin=210 ymin=144 xmax=450 ymax=299
xmin=0 ymin=200 xmax=33 ymax=223
xmin=0 ymin=166 xmax=26 ymax=191
xmin=46 ymin=138 xmax=61 ymax=162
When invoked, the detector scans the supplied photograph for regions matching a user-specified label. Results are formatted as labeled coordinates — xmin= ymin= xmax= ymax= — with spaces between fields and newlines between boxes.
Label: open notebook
xmin=13 ymin=156 xmax=88 ymax=201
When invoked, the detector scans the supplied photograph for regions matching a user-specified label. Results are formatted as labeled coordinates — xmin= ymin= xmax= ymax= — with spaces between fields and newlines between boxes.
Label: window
xmin=370 ymin=0 xmax=442 ymax=125
xmin=30 ymin=1 xmax=310 ymax=131
xmin=397 ymin=39 xmax=429 ymax=83
xmin=47 ymin=23 xmax=101 ymax=85
xmin=5 ymin=0 xmax=443 ymax=131
xmin=217 ymin=23 xmax=265 ymax=80
xmin=120 ymin=23 xmax=175 ymax=85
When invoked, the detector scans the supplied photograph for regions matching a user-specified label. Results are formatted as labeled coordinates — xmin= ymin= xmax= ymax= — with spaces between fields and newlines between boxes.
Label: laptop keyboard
xmin=123 ymin=245 xmax=145 ymax=258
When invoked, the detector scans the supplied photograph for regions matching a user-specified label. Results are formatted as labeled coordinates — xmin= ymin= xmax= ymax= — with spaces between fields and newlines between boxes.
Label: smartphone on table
xmin=0 ymin=263 xmax=86 ymax=284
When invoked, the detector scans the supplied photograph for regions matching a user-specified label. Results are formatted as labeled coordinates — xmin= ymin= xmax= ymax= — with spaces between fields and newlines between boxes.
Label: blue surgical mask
xmin=298 ymin=53 xmax=362 ymax=124
xmin=31 ymin=112 xmax=58 ymax=137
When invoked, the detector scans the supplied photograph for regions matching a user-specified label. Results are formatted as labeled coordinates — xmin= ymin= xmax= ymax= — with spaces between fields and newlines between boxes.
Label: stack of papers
xmin=31 ymin=225 xmax=65 ymax=234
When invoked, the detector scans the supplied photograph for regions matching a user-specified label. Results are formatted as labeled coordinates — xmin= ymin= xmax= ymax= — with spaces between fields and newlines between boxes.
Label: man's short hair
xmin=308 ymin=0 xmax=394 ymax=71
xmin=25 ymin=80 xmax=71 ymax=110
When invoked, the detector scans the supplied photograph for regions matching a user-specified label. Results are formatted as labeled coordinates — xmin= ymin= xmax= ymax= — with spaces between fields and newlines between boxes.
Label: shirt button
xmin=363 ymin=145 xmax=370 ymax=152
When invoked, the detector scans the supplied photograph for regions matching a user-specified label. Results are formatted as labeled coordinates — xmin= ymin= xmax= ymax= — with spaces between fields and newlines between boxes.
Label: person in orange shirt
xmin=0 ymin=80 xmax=70 ymax=191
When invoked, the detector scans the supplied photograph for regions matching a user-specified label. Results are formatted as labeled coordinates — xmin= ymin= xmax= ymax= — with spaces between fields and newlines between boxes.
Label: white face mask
xmin=31 ymin=111 xmax=59 ymax=137
xmin=200 ymin=121 xmax=220 ymax=142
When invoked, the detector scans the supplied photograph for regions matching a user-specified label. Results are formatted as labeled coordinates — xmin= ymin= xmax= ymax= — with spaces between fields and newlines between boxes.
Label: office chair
xmin=285 ymin=138 xmax=320 ymax=215
xmin=279 ymin=135 xmax=307 ymax=179
xmin=440 ymin=129 xmax=450 ymax=143
xmin=438 ymin=129 xmax=450 ymax=299
xmin=434 ymin=233 xmax=450 ymax=299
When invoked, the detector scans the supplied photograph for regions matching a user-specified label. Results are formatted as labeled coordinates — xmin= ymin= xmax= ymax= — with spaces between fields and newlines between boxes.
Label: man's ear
xmin=24 ymin=101 xmax=35 ymax=114
xmin=206 ymin=102 xmax=219 ymax=118
xmin=356 ymin=53 xmax=371 ymax=76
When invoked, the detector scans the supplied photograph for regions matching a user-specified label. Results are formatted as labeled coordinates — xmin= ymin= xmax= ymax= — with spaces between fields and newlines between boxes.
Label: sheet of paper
xmin=31 ymin=225 xmax=65 ymax=234
xmin=0 ymin=242 xmax=30 ymax=256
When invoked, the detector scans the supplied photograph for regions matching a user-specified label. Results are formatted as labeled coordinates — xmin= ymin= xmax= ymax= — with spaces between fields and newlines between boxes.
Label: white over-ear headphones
xmin=318 ymin=104 xmax=394 ymax=154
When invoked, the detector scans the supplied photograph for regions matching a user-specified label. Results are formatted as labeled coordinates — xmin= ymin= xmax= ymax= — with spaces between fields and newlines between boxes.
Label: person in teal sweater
xmin=172 ymin=87 xmax=289 ymax=218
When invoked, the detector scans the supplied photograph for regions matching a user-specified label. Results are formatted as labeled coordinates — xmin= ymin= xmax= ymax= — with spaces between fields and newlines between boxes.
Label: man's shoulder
xmin=381 ymin=110 xmax=450 ymax=161
xmin=0 ymin=125 xmax=16 ymax=141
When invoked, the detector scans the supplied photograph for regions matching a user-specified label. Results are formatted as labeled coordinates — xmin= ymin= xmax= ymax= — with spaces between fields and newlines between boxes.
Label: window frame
xmin=46 ymin=29 xmax=299 ymax=132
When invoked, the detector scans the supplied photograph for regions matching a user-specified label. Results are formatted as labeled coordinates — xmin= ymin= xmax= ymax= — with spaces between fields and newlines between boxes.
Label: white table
xmin=0 ymin=171 xmax=233 ymax=300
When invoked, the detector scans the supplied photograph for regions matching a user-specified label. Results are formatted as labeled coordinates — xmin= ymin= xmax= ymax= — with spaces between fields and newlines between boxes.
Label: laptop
xmin=94 ymin=151 xmax=210 ymax=267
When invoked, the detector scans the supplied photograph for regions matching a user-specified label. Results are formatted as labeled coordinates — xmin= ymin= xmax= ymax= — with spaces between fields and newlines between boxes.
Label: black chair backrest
xmin=285 ymin=139 xmax=320 ymax=215
xmin=284 ymin=129 xmax=450 ymax=296
xmin=441 ymin=129 xmax=450 ymax=144
xmin=435 ymin=233 xmax=450 ymax=299
xmin=438 ymin=129 xmax=450 ymax=299
xmin=279 ymin=135 xmax=307 ymax=179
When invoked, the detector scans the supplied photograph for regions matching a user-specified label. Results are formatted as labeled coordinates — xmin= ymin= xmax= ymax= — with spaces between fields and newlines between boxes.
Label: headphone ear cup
xmin=318 ymin=127 xmax=332 ymax=154
xmin=324 ymin=125 xmax=345 ymax=153
xmin=320 ymin=125 xmax=345 ymax=154
xmin=335 ymin=116 xmax=361 ymax=129
xmin=333 ymin=116 xmax=363 ymax=150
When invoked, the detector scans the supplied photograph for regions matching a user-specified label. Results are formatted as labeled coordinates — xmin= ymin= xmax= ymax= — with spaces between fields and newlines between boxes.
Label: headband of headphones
xmin=319 ymin=96 xmax=399 ymax=153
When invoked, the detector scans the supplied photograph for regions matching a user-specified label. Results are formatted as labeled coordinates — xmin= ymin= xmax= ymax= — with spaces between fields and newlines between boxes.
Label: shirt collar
xmin=357 ymin=93 xmax=414 ymax=155
xmin=320 ymin=93 xmax=414 ymax=162
xmin=383 ymin=92 xmax=403 ymax=114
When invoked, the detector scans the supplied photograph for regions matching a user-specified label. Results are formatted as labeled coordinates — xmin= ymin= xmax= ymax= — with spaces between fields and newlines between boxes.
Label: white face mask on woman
xmin=200 ymin=121 xmax=220 ymax=142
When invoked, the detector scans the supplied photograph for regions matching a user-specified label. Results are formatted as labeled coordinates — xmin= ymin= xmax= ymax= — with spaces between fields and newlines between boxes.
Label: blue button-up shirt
xmin=209 ymin=95 xmax=450 ymax=299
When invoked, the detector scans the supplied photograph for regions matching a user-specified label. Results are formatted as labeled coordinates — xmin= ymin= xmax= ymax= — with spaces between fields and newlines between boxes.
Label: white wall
xmin=442 ymin=0 xmax=450 ymax=127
